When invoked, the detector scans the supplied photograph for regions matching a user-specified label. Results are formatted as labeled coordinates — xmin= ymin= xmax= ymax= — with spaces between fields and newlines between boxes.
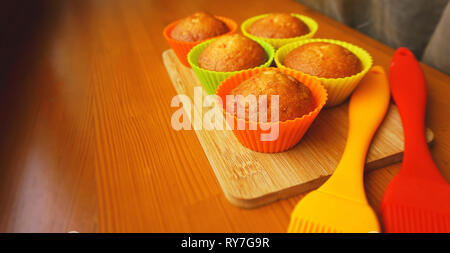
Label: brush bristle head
xmin=381 ymin=176 xmax=450 ymax=233
xmin=288 ymin=190 xmax=380 ymax=233
xmin=381 ymin=204 xmax=450 ymax=233
xmin=288 ymin=217 xmax=342 ymax=233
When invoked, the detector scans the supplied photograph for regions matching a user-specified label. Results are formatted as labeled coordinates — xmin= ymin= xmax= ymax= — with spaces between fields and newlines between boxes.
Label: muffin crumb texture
xmin=198 ymin=34 xmax=267 ymax=72
xmin=284 ymin=42 xmax=362 ymax=78
xmin=171 ymin=12 xmax=229 ymax=42
xmin=227 ymin=71 xmax=315 ymax=122
xmin=248 ymin=13 xmax=310 ymax=39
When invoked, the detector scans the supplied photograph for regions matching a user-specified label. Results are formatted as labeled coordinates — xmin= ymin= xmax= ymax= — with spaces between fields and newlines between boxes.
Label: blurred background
xmin=297 ymin=0 xmax=450 ymax=75
xmin=1 ymin=0 xmax=449 ymax=76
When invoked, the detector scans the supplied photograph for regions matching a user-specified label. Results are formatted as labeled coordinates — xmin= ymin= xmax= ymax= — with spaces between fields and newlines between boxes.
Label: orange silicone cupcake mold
xmin=163 ymin=16 xmax=237 ymax=67
xmin=216 ymin=67 xmax=328 ymax=153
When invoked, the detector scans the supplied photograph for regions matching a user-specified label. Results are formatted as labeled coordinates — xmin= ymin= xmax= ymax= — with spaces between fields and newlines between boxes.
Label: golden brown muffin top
xmin=247 ymin=13 xmax=310 ymax=39
xmin=170 ymin=12 xmax=229 ymax=42
xmin=198 ymin=34 xmax=267 ymax=72
xmin=227 ymin=71 xmax=315 ymax=122
xmin=283 ymin=42 xmax=363 ymax=78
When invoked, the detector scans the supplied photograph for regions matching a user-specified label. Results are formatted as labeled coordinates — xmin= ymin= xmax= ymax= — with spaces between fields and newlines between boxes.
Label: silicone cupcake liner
xmin=188 ymin=38 xmax=275 ymax=95
xmin=275 ymin=38 xmax=373 ymax=107
xmin=241 ymin=13 xmax=318 ymax=50
xmin=163 ymin=16 xmax=237 ymax=67
xmin=216 ymin=67 xmax=328 ymax=153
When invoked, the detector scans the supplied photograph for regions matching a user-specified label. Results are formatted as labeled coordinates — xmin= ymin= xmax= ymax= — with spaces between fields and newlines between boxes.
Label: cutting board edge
xmin=223 ymin=175 xmax=330 ymax=209
xmin=221 ymin=150 xmax=400 ymax=209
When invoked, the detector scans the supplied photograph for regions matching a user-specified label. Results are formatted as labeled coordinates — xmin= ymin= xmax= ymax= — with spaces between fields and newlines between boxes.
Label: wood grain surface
xmin=0 ymin=0 xmax=448 ymax=232
xmin=163 ymin=49 xmax=434 ymax=208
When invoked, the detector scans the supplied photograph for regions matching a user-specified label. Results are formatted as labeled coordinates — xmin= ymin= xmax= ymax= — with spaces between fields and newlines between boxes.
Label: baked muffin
xmin=227 ymin=70 xmax=315 ymax=122
xmin=170 ymin=12 xmax=229 ymax=42
xmin=247 ymin=13 xmax=310 ymax=39
xmin=198 ymin=34 xmax=267 ymax=72
xmin=284 ymin=42 xmax=363 ymax=78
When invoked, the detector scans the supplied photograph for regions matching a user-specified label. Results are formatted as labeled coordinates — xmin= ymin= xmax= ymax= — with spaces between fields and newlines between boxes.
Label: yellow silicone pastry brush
xmin=288 ymin=66 xmax=390 ymax=233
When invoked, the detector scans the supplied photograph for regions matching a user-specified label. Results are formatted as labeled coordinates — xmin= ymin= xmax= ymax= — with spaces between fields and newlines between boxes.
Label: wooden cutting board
xmin=162 ymin=49 xmax=434 ymax=209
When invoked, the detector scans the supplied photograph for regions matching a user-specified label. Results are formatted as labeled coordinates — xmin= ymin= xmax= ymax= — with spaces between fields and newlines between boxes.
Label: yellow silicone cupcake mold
xmin=241 ymin=13 xmax=318 ymax=50
xmin=275 ymin=38 xmax=373 ymax=107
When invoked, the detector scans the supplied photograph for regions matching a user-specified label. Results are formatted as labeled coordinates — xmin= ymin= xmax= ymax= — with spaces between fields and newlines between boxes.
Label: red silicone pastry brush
xmin=380 ymin=48 xmax=450 ymax=233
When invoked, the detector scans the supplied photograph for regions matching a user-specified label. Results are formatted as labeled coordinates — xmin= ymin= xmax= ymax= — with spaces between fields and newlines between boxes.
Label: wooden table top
xmin=0 ymin=0 xmax=448 ymax=233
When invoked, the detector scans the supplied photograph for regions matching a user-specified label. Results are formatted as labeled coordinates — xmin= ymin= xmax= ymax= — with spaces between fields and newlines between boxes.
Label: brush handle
xmin=320 ymin=66 xmax=390 ymax=203
xmin=389 ymin=48 xmax=446 ymax=182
